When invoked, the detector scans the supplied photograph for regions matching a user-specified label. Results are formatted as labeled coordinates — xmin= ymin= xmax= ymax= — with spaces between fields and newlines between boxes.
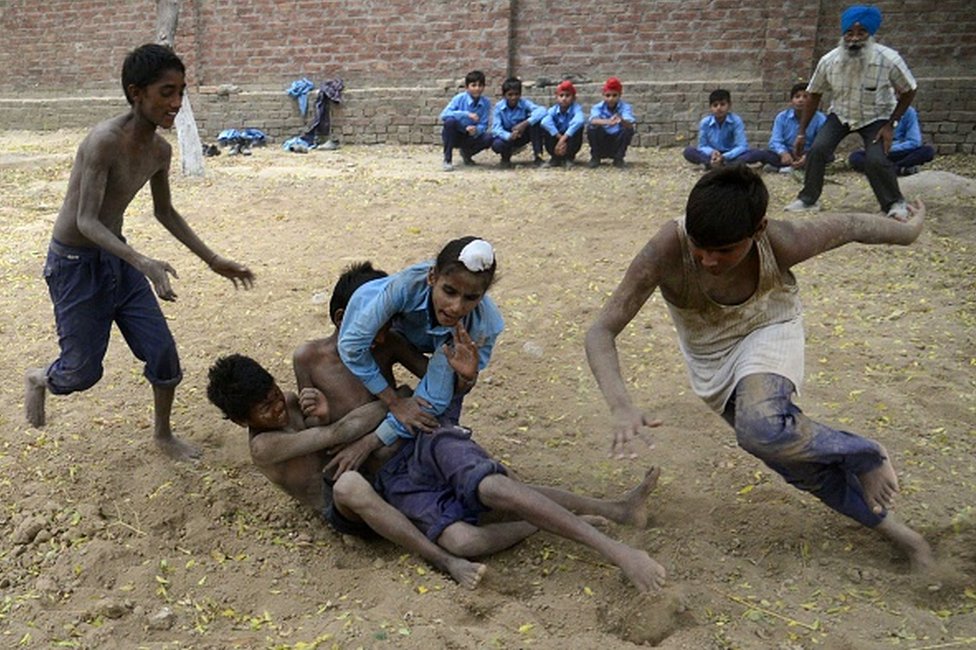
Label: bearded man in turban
xmin=785 ymin=5 xmax=918 ymax=221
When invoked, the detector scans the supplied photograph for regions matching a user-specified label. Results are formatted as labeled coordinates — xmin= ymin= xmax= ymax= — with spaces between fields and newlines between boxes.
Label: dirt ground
xmin=1 ymin=129 xmax=975 ymax=650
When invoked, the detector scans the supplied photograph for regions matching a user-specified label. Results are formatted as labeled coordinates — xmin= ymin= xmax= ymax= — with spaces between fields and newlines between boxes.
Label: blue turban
xmin=841 ymin=5 xmax=882 ymax=34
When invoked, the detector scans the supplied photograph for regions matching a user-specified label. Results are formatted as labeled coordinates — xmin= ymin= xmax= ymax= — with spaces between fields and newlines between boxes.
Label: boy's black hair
xmin=501 ymin=77 xmax=523 ymax=94
xmin=685 ymin=166 xmax=769 ymax=248
xmin=434 ymin=236 xmax=497 ymax=290
xmin=790 ymin=82 xmax=808 ymax=98
xmin=206 ymin=354 xmax=275 ymax=423
xmin=708 ymin=88 xmax=732 ymax=105
xmin=121 ymin=43 xmax=185 ymax=105
xmin=465 ymin=70 xmax=486 ymax=86
xmin=329 ymin=261 xmax=388 ymax=325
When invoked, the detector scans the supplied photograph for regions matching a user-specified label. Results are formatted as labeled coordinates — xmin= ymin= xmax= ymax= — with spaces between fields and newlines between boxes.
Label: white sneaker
xmin=784 ymin=198 xmax=820 ymax=212
xmin=442 ymin=161 xmax=454 ymax=172
xmin=887 ymin=200 xmax=909 ymax=221
xmin=778 ymin=166 xmax=793 ymax=174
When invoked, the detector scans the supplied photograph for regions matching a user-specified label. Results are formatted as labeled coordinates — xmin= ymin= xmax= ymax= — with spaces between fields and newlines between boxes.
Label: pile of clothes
xmin=284 ymin=77 xmax=344 ymax=152
xmin=216 ymin=128 xmax=268 ymax=156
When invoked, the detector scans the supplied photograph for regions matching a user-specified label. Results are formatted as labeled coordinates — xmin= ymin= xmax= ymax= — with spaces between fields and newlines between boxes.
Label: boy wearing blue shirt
xmin=848 ymin=106 xmax=934 ymax=176
xmin=683 ymin=89 xmax=764 ymax=169
xmin=338 ymin=238 xmax=504 ymax=443
xmin=490 ymin=77 xmax=546 ymax=169
xmin=587 ymin=77 xmax=636 ymax=168
xmin=439 ymin=70 xmax=492 ymax=172
xmin=759 ymin=83 xmax=829 ymax=172
xmin=540 ymin=80 xmax=586 ymax=168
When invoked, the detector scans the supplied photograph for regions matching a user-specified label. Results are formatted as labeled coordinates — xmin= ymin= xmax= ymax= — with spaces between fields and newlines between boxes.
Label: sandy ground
xmin=1 ymin=129 xmax=975 ymax=650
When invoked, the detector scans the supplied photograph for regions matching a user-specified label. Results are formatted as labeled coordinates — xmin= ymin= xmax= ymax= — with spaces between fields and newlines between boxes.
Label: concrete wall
xmin=1 ymin=0 xmax=974 ymax=153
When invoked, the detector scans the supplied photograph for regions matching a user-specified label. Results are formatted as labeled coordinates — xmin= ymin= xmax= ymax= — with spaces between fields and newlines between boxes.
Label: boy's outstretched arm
xmin=770 ymin=200 xmax=925 ymax=271
xmin=249 ymin=399 xmax=387 ymax=465
xmin=149 ymin=165 xmax=255 ymax=290
xmin=585 ymin=225 xmax=679 ymax=459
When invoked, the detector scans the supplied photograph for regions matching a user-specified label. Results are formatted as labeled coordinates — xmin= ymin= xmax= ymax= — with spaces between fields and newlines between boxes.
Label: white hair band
xmin=458 ymin=239 xmax=495 ymax=272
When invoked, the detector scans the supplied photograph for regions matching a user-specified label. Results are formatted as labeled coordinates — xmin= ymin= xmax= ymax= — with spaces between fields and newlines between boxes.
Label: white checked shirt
xmin=808 ymin=43 xmax=917 ymax=130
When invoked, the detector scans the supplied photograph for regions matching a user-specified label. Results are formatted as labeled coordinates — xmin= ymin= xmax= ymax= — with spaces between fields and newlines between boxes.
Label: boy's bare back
xmin=294 ymin=334 xmax=381 ymax=423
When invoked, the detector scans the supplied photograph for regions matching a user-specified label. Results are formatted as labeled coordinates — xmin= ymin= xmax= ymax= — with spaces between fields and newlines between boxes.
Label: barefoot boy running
xmin=585 ymin=166 xmax=932 ymax=569
xmin=25 ymin=44 xmax=254 ymax=461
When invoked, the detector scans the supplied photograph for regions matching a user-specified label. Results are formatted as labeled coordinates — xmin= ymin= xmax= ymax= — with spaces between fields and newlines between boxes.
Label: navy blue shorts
xmin=43 ymin=239 xmax=181 ymax=394
xmin=374 ymin=425 xmax=507 ymax=541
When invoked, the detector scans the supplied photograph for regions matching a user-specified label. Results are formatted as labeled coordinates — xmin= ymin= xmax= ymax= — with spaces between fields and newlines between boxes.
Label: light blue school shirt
xmin=890 ymin=107 xmax=923 ymax=154
xmin=491 ymin=98 xmax=546 ymax=140
xmin=768 ymin=108 xmax=827 ymax=154
xmin=338 ymin=261 xmax=504 ymax=444
xmin=541 ymin=102 xmax=585 ymax=137
xmin=589 ymin=100 xmax=637 ymax=135
xmin=696 ymin=112 xmax=750 ymax=161
xmin=439 ymin=91 xmax=491 ymax=136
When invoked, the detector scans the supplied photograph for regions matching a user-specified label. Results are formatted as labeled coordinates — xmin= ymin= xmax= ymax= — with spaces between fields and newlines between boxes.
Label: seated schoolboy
xmin=758 ymin=82 xmax=829 ymax=172
xmin=586 ymin=76 xmax=637 ymax=168
xmin=848 ymin=106 xmax=935 ymax=176
xmin=439 ymin=70 xmax=493 ymax=172
xmin=207 ymin=263 xmax=666 ymax=592
xmin=490 ymin=77 xmax=546 ymax=168
xmin=540 ymin=80 xmax=586 ymax=168
xmin=683 ymin=88 xmax=765 ymax=169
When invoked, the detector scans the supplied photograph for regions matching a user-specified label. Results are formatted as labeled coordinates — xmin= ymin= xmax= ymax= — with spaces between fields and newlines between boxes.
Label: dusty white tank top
xmin=664 ymin=217 xmax=805 ymax=412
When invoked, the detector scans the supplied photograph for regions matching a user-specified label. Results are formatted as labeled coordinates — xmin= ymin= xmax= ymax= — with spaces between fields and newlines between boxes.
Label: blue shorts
xmin=43 ymin=239 xmax=181 ymax=394
xmin=374 ymin=425 xmax=507 ymax=541
xmin=723 ymin=373 xmax=885 ymax=528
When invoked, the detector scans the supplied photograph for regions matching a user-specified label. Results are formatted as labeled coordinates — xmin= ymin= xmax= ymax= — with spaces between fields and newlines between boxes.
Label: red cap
xmin=603 ymin=77 xmax=623 ymax=94
xmin=555 ymin=80 xmax=576 ymax=96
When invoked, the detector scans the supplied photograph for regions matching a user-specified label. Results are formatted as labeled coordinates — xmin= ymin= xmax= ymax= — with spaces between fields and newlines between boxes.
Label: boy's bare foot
xmin=616 ymin=544 xmax=667 ymax=592
xmin=580 ymin=514 xmax=611 ymax=530
xmin=155 ymin=434 xmax=202 ymax=462
xmin=614 ymin=466 xmax=661 ymax=528
xmin=859 ymin=445 xmax=899 ymax=514
xmin=876 ymin=517 xmax=934 ymax=572
xmin=446 ymin=557 xmax=487 ymax=590
xmin=25 ymin=367 xmax=48 ymax=428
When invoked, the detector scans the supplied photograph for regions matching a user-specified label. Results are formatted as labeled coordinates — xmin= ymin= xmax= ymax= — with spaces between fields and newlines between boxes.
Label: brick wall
xmin=1 ymin=0 xmax=974 ymax=153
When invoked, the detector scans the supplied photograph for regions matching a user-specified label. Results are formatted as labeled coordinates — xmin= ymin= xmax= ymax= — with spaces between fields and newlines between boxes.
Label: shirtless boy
xmin=25 ymin=44 xmax=254 ymax=461
xmin=207 ymin=263 xmax=665 ymax=591
xmin=585 ymin=166 xmax=932 ymax=569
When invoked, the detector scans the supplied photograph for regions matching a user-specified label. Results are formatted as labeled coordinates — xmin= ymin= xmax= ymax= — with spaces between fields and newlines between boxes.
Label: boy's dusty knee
xmin=475 ymin=473 xmax=516 ymax=509
xmin=332 ymin=471 xmax=371 ymax=506
xmin=436 ymin=524 xmax=475 ymax=556
xmin=733 ymin=400 xmax=799 ymax=458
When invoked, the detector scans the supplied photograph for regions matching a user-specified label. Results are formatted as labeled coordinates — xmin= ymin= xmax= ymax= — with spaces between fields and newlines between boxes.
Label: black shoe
xmin=898 ymin=165 xmax=920 ymax=176
xmin=533 ymin=156 xmax=545 ymax=168
xmin=499 ymin=159 xmax=514 ymax=169
xmin=587 ymin=158 xmax=601 ymax=168
xmin=612 ymin=159 xmax=626 ymax=169
xmin=462 ymin=153 xmax=476 ymax=166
